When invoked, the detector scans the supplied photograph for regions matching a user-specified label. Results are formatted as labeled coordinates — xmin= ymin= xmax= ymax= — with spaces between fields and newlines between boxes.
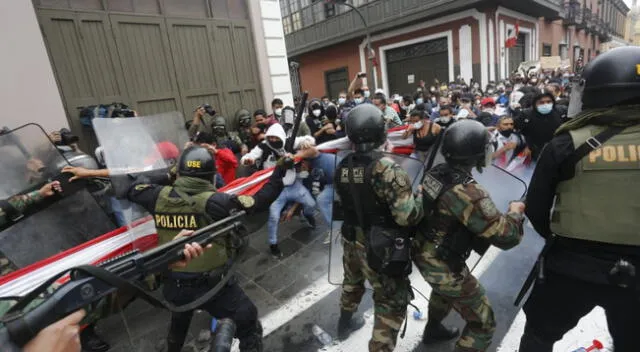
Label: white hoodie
xmin=240 ymin=123 xmax=315 ymax=185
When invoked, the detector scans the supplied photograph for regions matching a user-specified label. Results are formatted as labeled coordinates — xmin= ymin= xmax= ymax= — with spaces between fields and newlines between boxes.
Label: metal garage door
xmin=386 ymin=38 xmax=449 ymax=96
xmin=34 ymin=0 xmax=261 ymax=150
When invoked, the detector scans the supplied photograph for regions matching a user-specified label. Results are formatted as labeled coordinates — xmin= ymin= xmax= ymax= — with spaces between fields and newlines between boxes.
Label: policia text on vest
xmin=155 ymin=213 xmax=199 ymax=229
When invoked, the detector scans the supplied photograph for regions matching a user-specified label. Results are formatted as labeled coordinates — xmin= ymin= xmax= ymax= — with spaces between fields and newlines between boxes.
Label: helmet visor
xmin=567 ymin=80 xmax=584 ymax=118
xmin=484 ymin=142 xmax=495 ymax=169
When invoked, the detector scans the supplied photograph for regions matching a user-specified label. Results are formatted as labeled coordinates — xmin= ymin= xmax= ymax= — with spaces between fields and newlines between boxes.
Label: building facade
xmin=280 ymin=0 xmax=630 ymax=99
xmin=0 ymin=0 xmax=293 ymax=150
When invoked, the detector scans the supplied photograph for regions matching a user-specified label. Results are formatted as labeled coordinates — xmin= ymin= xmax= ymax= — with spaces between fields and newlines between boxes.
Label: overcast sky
xmin=624 ymin=0 xmax=633 ymax=7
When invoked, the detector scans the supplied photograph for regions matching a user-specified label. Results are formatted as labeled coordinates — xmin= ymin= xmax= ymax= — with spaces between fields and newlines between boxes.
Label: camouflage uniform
xmin=337 ymin=156 xmax=423 ymax=352
xmin=413 ymin=169 xmax=524 ymax=352
xmin=0 ymin=191 xmax=43 ymax=275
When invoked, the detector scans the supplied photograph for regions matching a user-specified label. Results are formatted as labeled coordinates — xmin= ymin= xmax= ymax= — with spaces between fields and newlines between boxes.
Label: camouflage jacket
xmin=429 ymin=182 xmax=524 ymax=250
xmin=0 ymin=191 xmax=43 ymax=227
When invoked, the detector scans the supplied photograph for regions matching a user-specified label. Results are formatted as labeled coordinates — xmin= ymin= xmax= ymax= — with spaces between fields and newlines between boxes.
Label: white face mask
xmin=338 ymin=97 xmax=346 ymax=105
xmin=413 ymin=121 xmax=424 ymax=129
xmin=312 ymin=109 xmax=321 ymax=117
xmin=363 ymin=90 xmax=370 ymax=98
xmin=274 ymin=108 xmax=283 ymax=116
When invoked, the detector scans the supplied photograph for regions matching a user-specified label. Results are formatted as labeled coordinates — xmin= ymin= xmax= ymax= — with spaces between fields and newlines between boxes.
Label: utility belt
xmin=422 ymin=229 xmax=488 ymax=274
xmin=165 ymin=268 xmax=228 ymax=289
xmin=546 ymin=249 xmax=639 ymax=290
xmin=342 ymin=222 xmax=413 ymax=277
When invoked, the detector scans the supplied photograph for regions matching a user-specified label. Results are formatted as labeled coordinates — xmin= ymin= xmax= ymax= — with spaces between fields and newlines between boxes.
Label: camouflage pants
xmin=340 ymin=240 xmax=410 ymax=352
xmin=413 ymin=240 xmax=496 ymax=352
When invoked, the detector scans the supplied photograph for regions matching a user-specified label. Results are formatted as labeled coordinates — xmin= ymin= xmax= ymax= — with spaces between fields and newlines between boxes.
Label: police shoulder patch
xmin=236 ymin=195 xmax=255 ymax=209
xmin=392 ymin=166 xmax=408 ymax=188
xmin=477 ymin=197 xmax=499 ymax=219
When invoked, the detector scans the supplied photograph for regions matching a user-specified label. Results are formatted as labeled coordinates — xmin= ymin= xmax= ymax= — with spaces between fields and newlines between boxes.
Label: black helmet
xmin=178 ymin=146 xmax=216 ymax=181
xmin=212 ymin=116 xmax=227 ymax=136
xmin=441 ymin=119 xmax=491 ymax=168
xmin=582 ymin=46 xmax=640 ymax=109
xmin=235 ymin=109 xmax=252 ymax=127
xmin=345 ymin=104 xmax=386 ymax=153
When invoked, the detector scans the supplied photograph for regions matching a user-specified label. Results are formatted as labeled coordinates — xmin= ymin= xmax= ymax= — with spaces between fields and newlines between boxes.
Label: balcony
xmin=598 ymin=20 xmax=612 ymax=42
xmin=562 ymin=0 xmax=582 ymax=26
xmin=283 ymin=0 xmax=563 ymax=57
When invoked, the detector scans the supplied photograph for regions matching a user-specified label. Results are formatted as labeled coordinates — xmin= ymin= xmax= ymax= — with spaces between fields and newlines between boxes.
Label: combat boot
xmin=422 ymin=321 xmax=460 ymax=344
xmin=80 ymin=324 xmax=110 ymax=352
xmin=337 ymin=310 xmax=365 ymax=340
xmin=239 ymin=321 xmax=263 ymax=352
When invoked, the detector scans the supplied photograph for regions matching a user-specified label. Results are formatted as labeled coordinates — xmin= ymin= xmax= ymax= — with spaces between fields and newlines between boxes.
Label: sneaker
xmin=305 ymin=214 xmax=317 ymax=229
xmin=270 ymin=244 xmax=283 ymax=259
xmin=323 ymin=231 xmax=331 ymax=245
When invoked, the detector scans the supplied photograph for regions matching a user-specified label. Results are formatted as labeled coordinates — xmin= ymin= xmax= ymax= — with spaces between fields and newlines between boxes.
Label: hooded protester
xmin=515 ymin=91 xmax=563 ymax=160
xmin=240 ymin=123 xmax=314 ymax=172
xmin=307 ymin=99 xmax=337 ymax=144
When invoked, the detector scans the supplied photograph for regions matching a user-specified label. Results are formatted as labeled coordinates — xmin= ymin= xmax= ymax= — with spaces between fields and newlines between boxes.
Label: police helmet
xmin=212 ymin=116 xmax=227 ymax=136
xmin=345 ymin=104 xmax=386 ymax=153
xmin=441 ymin=119 xmax=491 ymax=169
xmin=235 ymin=109 xmax=252 ymax=127
xmin=178 ymin=146 xmax=216 ymax=180
xmin=581 ymin=46 xmax=640 ymax=109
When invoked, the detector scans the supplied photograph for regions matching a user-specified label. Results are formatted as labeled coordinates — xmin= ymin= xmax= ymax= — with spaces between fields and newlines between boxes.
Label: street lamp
xmin=326 ymin=0 xmax=377 ymax=90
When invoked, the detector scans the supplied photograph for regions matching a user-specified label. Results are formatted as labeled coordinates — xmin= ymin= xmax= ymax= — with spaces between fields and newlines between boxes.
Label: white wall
xmin=0 ymin=1 xmax=68 ymax=132
xmin=248 ymin=0 xmax=294 ymax=110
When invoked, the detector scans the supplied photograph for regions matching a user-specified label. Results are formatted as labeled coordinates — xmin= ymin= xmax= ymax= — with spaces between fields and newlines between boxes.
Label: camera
xmin=200 ymin=104 xmax=216 ymax=116
xmin=110 ymin=102 xmax=135 ymax=118
xmin=56 ymin=128 xmax=79 ymax=146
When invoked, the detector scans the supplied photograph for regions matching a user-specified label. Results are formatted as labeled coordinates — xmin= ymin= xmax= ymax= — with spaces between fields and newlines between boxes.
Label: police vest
xmin=335 ymin=152 xmax=400 ymax=241
xmin=419 ymin=164 xmax=486 ymax=267
xmin=154 ymin=187 xmax=228 ymax=273
xmin=550 ymin=124 xmax=640 ymax=246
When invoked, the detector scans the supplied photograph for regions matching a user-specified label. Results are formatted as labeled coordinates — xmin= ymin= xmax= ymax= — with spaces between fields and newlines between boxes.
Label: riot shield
xmin=92 ymin=112 xmax=188 ymax=200
xmin=0 ymin=124 xmax=117 ymax=282
xmin=567 ymin=79 xmax=584 ymax=118
xmin=328 ymin=151 xmax=425 ymax=285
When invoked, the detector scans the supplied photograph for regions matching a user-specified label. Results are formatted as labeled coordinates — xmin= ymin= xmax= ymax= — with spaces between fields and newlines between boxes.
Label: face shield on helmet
xmin=481 ymin=142 xmax=495 ymax=172
xmin=282 ymin=107 xmax=295 ymax=125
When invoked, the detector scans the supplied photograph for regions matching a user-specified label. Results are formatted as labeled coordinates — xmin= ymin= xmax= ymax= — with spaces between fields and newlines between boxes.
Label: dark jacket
xmin=515 ymin=92 xmax=563 ymax=160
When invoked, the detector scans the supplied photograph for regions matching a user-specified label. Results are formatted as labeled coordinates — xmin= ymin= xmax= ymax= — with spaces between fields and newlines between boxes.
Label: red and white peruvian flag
xmin=505 ymin=21 xmax=520 ymax=49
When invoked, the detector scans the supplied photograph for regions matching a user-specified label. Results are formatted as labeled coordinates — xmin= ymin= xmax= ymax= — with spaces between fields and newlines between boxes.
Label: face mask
xmin=475 ymin=100 xmax=481 ymax=106
xmin=413 ymin=121 xmax=424 ymax=129
xmin=312 ymin=109 xmax=321 ymax=117
xmin=417 ymin=88 xmax=423 ymax=92
xmin=274 ymin=108 xmax=283 ymax=116
xmin=431 ymin=97 xmax=437 ymax=104
xmin=298 ymin=170 xmax=310 ymax=178
xmin=213 ymin=127 xmax=226 ymax=136
xmin=268 ymin=139 xmax=284 ymax=149
xmin=354 ymin=98 xmax=363 ymax=105
xmin=499 ymin=129 xmax=514 ymax=138
xmin=256 ymin=123 xmax=267 ymax=130
xmin=439 ymin=116 xmax=451 ymax=124
xmin=363 ymin=90 xmax=370 ymax=98
xmin=482 ymin=108 xmax=495 ymax=115
xmin=461 ymin=102 xmax=471 ymax=108
xmin=416 ymin=98 xmax=424 ymax=105
xmin=536 ymin=103 xmax=553 ymax=115
xmin=338 ymin=97 xmax=346 ymax=105
xmin=239 ymin=118 xmax=251 ymax=127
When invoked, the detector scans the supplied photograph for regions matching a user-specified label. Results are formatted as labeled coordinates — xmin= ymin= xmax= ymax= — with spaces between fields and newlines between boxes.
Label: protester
xmin=515 ymin=91 xmax=563 ymax=160
xmin=402 ymin=109 xmax=441 ymax=162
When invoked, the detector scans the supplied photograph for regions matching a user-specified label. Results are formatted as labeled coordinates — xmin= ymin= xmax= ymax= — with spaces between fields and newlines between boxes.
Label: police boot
xmin=239 ymin=321 xmax=263 ymax=352
xmin=518 ymin=324 xmax=555 ymax=352
xmin=422 ymin=321 xmax=459 ymax=344
xmin=337 ymin=310 xmax=365 ymax=340
xmin=80 ymin=324 xmax=110 ymax=352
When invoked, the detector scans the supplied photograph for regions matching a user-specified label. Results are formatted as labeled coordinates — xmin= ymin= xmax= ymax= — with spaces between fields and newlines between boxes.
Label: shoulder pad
xmin=236 ymin=195 xmax=256 ymax=209
xmin=134 ymin=184 xmax=152 ymax=191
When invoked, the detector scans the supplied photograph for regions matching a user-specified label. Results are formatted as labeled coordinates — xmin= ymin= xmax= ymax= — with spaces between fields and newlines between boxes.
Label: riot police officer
xmin=211 ymin=116 xmax=243 ymax=154
xmin=413 ymin=119 xmax=525 ymax=352
xmin=519 ymin=46 xmax=640 ymax=352
xmin=333 ymin=104 xmax=423 ymax=351
xmin=235 ymin=108 xmax=253 ymax=153
xmin=127 ymin=146 xmax=287 ymax=352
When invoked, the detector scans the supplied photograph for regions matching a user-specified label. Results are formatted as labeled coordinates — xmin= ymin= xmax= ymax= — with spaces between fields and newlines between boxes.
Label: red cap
xmin=145 ymin=141 xmax=180 ymax=166
xmin=481 ymin=97 xmax=496 ymax=106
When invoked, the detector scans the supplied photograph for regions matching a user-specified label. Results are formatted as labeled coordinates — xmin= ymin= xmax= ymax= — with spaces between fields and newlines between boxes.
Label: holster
xmin=366 ymin=225 xmax=412 ymax=277
xmin=433 ymin=229 xmax=473 ymax=274
xmin=341 ymin=223 xmax=357 ymax=242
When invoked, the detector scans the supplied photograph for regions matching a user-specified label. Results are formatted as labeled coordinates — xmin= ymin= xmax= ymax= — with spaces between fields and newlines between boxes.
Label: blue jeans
xmin=316 ymin=184 xmax=333 ymax=226
xmin=268 ymin=180 xmax=316 ymax=245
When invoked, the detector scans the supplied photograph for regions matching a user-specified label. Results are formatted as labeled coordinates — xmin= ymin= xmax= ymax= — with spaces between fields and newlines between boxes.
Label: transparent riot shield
xmin=329 ymin=151 xmax=425 ymax=285
xmin=93 ymin=112 xmax=187 ymax=197
xmin=567 ymin=79 xmax=584 ymax=118
xmin=0 ymin=124 xmax=117 ymax=282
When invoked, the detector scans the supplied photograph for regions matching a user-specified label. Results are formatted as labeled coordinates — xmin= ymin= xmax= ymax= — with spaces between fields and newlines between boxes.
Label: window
xmin=559 ymin=44 xmax=568 ymax=60
xmin=292 ymin=12 xmax=302 ymax=31
xmin=312 ymin=0 xmax=335 ymax=19
xmin=280 ymin=0 xmax=290 ymax=16
xmin=542 ymin=43 xmax=552 ymax=56
xmin=283 ymin=15 xmax=292 ymax=34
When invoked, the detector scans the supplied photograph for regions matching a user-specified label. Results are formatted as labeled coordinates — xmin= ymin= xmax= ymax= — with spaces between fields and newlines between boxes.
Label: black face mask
xmin=499 ymin=129 xmax=514 ymax=138
xmin=269 ymin=139 xmax=284 ymax=149
xmin=239 ymin=119 xmax=251 ymax=127
xmin=256 ymin=123 xmax=267 ymax=130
